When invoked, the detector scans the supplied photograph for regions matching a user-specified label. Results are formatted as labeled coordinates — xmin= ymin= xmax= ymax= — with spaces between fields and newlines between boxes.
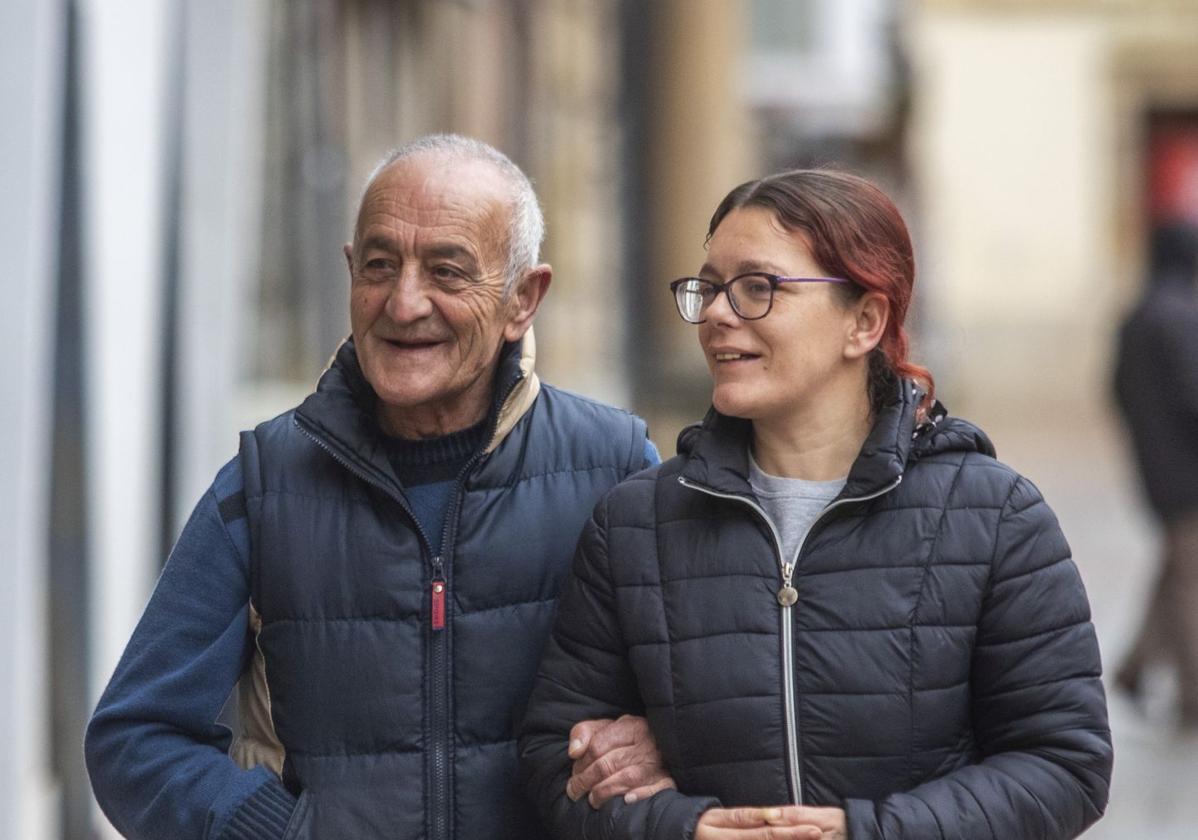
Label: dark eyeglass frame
xmin=669 ymin=272 xmax=850 ymax=323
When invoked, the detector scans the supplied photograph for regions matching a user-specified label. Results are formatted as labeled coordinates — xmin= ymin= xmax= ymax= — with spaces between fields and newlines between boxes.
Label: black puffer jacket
xmin=520 ymin=381 xmax=1111 ymax=840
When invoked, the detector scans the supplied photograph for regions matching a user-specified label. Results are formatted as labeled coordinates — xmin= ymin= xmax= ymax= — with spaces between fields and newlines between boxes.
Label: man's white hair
xmin=358 ymin=134 xmax=545 ymax=294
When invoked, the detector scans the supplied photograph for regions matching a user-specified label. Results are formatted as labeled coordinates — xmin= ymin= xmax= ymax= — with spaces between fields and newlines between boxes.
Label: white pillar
xmin=173 ymin=0 xmax=270 ymax=527
xmin=78 ymin=0 xmax=173 ymax=778
xmin=0 ymin=0 xmax=66 ymax=837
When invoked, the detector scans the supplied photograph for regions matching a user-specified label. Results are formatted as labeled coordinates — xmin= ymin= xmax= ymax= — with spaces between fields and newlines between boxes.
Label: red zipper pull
xmin=431 ymin=578 xmax=446 ymax=630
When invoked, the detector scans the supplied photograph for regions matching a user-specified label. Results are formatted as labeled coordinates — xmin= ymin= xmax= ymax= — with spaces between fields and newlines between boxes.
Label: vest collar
xmin=294 ymin=329 xmax=540 ymax=489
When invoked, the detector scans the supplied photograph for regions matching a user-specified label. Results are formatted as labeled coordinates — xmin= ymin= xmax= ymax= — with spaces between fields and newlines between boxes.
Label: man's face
xmin=347 ymin=153 xmax=530 ymax=438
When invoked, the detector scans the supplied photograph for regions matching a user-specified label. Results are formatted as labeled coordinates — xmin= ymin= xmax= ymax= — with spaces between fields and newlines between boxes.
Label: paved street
xmin=987 ymin=410 xmax=1198 ymax=837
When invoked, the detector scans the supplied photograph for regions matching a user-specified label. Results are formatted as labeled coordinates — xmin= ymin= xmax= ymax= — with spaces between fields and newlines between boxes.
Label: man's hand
xmin=565 ymin=715 xmax=676 ymax=807
xmin=695 ymin=806 xmax=846 ymax=839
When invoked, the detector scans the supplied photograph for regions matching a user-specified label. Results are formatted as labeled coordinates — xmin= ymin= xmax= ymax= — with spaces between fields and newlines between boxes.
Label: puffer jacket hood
xmin=676 ymin=378 xmax=995 ymax=499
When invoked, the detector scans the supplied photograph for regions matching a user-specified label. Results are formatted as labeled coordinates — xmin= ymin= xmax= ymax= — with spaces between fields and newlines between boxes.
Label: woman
xmin=519 ymin=170 xmax=1112 ymax=840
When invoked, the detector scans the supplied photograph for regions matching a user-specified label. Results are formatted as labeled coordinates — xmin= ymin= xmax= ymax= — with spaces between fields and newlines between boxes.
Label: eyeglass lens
xmin=674 ymin=275 xmax=774 ymax=322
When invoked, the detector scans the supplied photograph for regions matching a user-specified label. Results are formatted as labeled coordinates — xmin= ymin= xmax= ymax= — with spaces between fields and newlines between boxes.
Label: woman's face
xmin=698 ymin=206 xmax=861 ymax=424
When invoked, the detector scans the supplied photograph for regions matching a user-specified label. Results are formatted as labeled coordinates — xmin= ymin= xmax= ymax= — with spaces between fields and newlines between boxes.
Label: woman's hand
xmin=695 ymin=806 xmax=846 ymax=839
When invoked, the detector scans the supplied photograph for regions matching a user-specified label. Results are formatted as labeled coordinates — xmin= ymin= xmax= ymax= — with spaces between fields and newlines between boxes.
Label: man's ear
xmin=844 ymin=291 xmax=889 ymax=360
xmin=343 ymin=243 xmax=354 ymax=278
xmin=503 ymin=264 xmax=553 ymax=343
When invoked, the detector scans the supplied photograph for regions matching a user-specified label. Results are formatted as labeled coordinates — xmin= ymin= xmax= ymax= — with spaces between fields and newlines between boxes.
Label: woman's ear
xmin=844 ymin=291 xmax=889 ymax=360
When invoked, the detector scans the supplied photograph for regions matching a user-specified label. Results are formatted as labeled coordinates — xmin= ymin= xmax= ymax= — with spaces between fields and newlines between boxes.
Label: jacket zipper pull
xmin=431 ymin=557 xmax=446 ymax=631
xmin=777 ymin=563 xmax=798 ymax=607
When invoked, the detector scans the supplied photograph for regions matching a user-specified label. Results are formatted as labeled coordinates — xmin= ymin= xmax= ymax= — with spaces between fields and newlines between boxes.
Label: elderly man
xmin=86 ymin=135 xmax=671 ymax=839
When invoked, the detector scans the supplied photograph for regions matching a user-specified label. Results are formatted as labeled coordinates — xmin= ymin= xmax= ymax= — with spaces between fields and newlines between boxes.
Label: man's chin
xmin=372 ymin=384 xmax=442 ymax=410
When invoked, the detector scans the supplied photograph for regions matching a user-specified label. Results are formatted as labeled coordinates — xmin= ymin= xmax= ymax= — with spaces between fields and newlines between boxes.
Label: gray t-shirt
xmin=748 ymin=451 xmax=847 ymax=567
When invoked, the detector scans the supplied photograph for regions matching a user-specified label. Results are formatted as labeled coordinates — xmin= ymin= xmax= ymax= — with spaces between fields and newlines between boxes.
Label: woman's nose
xmin=704 ymin=286 xmax=740 ymax=326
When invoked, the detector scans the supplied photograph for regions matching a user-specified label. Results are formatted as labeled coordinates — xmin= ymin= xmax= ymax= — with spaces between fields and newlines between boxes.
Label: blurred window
xmin=744 ymin=0 xmax=894 ymax=136
xmin=749 ymin=0 xmax=818 ymax=54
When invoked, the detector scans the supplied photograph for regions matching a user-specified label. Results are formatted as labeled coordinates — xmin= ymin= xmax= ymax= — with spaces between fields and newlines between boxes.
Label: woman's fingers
xmin=695 ymin=807 xmax=823 ymax=839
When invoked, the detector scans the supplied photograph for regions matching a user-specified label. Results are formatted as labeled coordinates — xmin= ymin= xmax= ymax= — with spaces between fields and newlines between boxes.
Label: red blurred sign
xmin=1149 ymin=116 xmax=1198 ymax=225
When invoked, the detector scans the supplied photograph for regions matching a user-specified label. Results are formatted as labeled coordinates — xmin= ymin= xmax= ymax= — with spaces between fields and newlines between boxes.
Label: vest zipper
xmin=677 ymin=472 xmax=902 ymax=805
xmin=428 ymin=548 xmax=450 ymax=840
xmin=295 ymin=418 xmax=453 ymax=835
xmin=431 ymin=557 xmax=446 ymax=631
xmin=426 ymin=368 xmax=525 ymax=840
xmin=296 ymin=363 xmax=525 ymax=840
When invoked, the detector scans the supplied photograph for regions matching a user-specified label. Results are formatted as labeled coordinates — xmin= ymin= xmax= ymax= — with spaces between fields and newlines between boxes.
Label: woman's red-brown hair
xmin=707 ymin=168 xmax=934 ymax=415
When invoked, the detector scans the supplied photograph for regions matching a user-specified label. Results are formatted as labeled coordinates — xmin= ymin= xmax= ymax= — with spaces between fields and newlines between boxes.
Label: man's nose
xmin=385 ymin=268 xmax=434 ymax=323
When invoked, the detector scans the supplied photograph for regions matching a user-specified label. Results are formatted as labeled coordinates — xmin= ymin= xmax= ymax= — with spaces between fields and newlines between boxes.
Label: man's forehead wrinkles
xmin=360 ymin=190 xmax=499 ymax=229
xmin=356 ymin=220 xmax=485 ymax=265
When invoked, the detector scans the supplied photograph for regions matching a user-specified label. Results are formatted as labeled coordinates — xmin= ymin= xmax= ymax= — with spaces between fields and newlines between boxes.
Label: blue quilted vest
xmin=239 ymin=339 xmax=647 ymax=839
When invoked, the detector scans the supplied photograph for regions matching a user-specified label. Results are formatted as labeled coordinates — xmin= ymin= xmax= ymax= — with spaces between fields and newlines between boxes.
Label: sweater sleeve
xmin=843 ymin=475 xmax=1112 ymax=840
xmin=643 ymin=438 xmax=662 ymax=469
xmin=84 ymin=458 xmax=299 ymax=840
xmin=519 ymin=492 xmax=718 ymax=840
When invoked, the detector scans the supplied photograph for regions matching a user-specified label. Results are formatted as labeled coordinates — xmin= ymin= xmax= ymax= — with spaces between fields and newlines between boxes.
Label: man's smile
xmin=381 ymin=336 xmax=448 ymax=351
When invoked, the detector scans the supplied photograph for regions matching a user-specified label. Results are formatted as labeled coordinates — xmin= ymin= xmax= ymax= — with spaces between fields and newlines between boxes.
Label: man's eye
xmin=431 ymin=265 xmax=467 ymax=283
xmin=364 ymin=258 xmax=392 ymax=271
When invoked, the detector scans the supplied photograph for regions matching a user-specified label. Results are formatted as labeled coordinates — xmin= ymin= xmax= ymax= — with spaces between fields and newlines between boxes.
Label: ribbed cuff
xmin=844 ymin=797 xmax=879 ymax=840
xmin=649 ymin=791 xmax=720 ymax=840
xmin=219 ymin=779 xmax=299 ymax=840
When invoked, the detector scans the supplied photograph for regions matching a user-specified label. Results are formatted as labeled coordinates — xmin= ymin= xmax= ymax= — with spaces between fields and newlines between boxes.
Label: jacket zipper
xmin=677 ymin=473 xmax=902 ymax=805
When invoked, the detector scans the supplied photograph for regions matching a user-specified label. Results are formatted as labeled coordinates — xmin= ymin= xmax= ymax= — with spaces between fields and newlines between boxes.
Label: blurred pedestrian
xmin=520 ymin=169 xmax=1111 ymax=839
xmin=1113 ymin=220 xmax=1198 ymax=728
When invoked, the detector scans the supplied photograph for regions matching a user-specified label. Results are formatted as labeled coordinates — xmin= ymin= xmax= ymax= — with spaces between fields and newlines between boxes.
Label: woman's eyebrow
xmin=698 ymin=259 xmax=785 ymax=279
xmin=732 ymin=259 xmax=786 ymax=275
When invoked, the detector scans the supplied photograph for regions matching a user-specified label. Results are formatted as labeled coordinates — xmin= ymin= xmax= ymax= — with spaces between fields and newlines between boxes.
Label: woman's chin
xmin=711 ymin=389 xmax=760 ymax=421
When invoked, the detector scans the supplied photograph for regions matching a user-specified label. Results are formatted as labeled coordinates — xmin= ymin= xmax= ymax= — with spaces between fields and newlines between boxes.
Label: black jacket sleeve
xmin=843 ymin=476 xmax=1112 ymax=839
xmin=519 ymin=494 xmax=719 ymax=840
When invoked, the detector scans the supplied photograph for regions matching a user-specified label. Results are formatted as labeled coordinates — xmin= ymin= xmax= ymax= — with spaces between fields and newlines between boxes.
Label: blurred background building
xmin=3 ymin=0 xmax=1197 ymax=837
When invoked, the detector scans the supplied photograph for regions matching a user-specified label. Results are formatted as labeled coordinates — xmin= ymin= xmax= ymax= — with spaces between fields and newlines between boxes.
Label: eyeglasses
xmin=669 ymin=273 xmax=850 ymax=323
